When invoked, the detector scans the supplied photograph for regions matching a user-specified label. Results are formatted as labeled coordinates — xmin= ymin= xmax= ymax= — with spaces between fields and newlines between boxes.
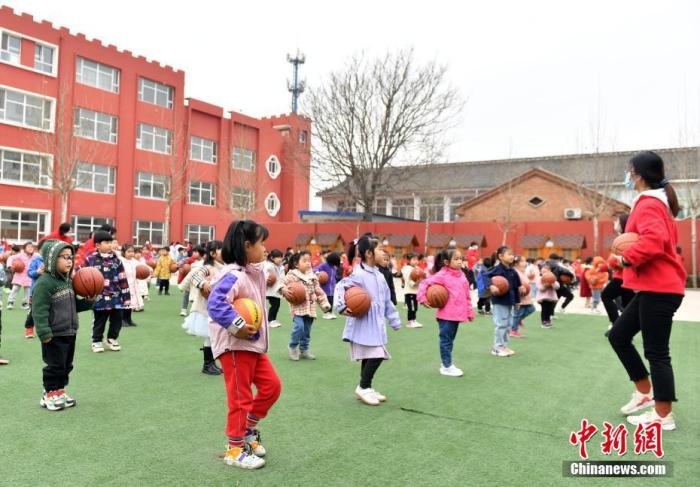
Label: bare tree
xmin=307 ymin=49 xmax=463 ymax=220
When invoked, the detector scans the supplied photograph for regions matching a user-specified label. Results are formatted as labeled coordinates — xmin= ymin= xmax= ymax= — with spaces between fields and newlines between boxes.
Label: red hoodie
xmin=622 ymin=194 xmax=686 ymax=295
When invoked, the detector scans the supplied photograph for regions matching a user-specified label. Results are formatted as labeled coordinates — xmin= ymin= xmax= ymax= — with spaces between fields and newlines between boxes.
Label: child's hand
xmin=489 ymin=285 xmax=499 ymax=295
xmin=280 ymin=286 xmax=291 ymax=300
xmin=341 ymin=307 xmax=353 ymax=317
xmin=421 ymin=302 xmax=432 ymax=308
xmin=233 ymin=324 xmax=257 ymax=339
xmin=518 ymin=285 xmax=527 ymax=296
xmin=38 ymin=265 xmax=45 ymax=275
xmin=322 ymin=304 xmax=331 ymax=313
xmin=42 ymin=337 xmax=52 ymax=344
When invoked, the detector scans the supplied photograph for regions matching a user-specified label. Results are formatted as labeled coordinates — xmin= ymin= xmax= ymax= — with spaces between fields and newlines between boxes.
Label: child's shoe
xmin=490 ymin=347 xmax=510 ymax=357
xmin=370 ymin=389 xmax=387 ymax=402
xmin=22 ymin=303 xmax=30 ymax=310
xmin=413 ymin=321 xmax=424 ymax=328
xmin=6 ymin=302 xmax=13 ymax=310
xmin=541 ymin=321 xmax=553 ymax=329
xmin=269 ymin=320 xmax=282 ymax=328
xmin=503 ymin=347 xmax=515 ymax=356
xmin=180 ymin=309 xmax=187 ymax=317
xmin=58 ymin=389 xmax=76 ymax=408
xmin=627 ymin=409 xmax=676 ymax=431
xmin=604 ymin=324 xmax=613 ymax=337
xmin=322 ymin=312 xmax=335 ymax=320
xmin=106 ymin=338 xmax=121 ymax=351
xmin=620 ymin=389 xmax=655 ymax=415
xmin=224 ymin=444 xmax=265 ymax=469
xmin=24 ymin=327 xmax=35 ymax=339
xmin=91 ymin=342 xmax=104 ymax=353
xmin=300 ymin=350 xmax=316 ymax=360
xmin=288 ymin=347 xmax=299 ymax=361
xmin=245 ymin=429 xmax=266 ymax=457
xmin=355 ymin=386 xmax=380 ymax=406
xmin=510 ymin=329 xmax=524 ymax=338
xmin=439 ymin=364 xmax=464 ymax=377
xmin=40 ymin=390 xmax=65 ymax=411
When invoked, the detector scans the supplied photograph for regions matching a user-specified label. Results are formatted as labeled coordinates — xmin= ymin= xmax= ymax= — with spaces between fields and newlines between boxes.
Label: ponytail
xmin=433 ymin=248 xmax=458 ymax=273
xmin=492 ymin=245 xmax=512 ymax=265
xmin=347 ymin=233 xmax=379 ymax=263
xmin=663 ymin=183 xmax=681 ymax=218
xmin=221 ymin=220 xmax=269 ymax=265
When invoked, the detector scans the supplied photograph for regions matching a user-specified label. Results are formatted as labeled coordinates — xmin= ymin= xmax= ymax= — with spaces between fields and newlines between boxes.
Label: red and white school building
xmin=0 ymin=6 xmax=310 ymax=246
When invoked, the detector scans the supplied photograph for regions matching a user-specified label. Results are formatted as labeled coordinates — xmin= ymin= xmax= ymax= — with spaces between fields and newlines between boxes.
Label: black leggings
xmin=601 ymin=278 xmax=635 ymax=323
xmin=540 ymin=301 xmax=556 ymax=323
xmin=25 ymin=308 xmax=34 ymax=329
xmin=158 ymin=279 xmax=170 ymax=293
xmin=477 ymin=297 xmax=491 ymax=312
xmin=360 ymin=358 xmax=383 ymax=389
xmin=405 ymin=294 xmax=418 ymax=321
xmin=608 ymin=292 xmax=683 ymax=402
xmin=556 ymin=285 xmax=574 ymax=309
xmin=267 ymin=297 xmax=281 ymax=321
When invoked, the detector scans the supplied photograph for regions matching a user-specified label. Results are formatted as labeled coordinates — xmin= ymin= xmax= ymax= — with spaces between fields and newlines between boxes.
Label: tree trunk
xmin=501 ymin=226 xmax=508 ymax=246
xmin=164 ymin=204 xmax=171 ymax=246
xmin=592 ymin=215 xmax=599 ymax=256
xmin=692 ymin=214 xmax=698 ymax=288
xmin=60 ymin=192 xmax=69 ymax=223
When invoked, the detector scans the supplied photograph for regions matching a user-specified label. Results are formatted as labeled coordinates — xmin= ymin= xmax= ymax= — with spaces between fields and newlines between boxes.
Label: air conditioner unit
xmin=564 ymin=208 xmax=582 ymax=220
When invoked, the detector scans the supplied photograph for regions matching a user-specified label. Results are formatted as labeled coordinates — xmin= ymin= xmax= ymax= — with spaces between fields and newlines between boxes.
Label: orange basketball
xmin=135 ymin=264 xmax=151 ymax=280
xmin=200 ymin=281 xmax=212 ymax=299
xmin=72 ymin=267 xmax=105 ymax=298
xmin=541 ymin=272 xmax=556 ymax=286
xmin=560 ymin=274 xmax=572 ymax=284
xmin=231 ymin=298 xmax=263 ymax=331
xmin=599 ymin=263 xmax=608 ymax=273
xmin=181 ymin=263 xmax=191 ymax=275
xmin=266 ymin=272 xmax=277 ymax=286
xmin=410 ymin=267 xmax=425 ymax=281
xmin=527 ymin=270 xmax=536 ymax=280
xmin=0 ymin=252 xmax=8 ymax=264
xmin=344 ymin=287 xmax=371 ymax=317
xmin=169 ymin=262 xmax=178 ymax=273
xmin=11 ymin=259 xmax=25 ymax=273
xmin=520 ymin=282 xmax=531 ymax=296
xmin=612 ymin=232 xmax=639 ymax=256
xmin=317 ymin=271 xmax=329 ymax=285
xmin=607 ymin=255 xmax=621 ymax=270
xmin=426 ymin=284 xmax=449 ymax=308
xmin=491 ymin=275 xmax=509 ymax=296
xmin=147 ymin=261 xmax=156 ymax=270
xmin=286 ymin=281 xmax=307 ymax=305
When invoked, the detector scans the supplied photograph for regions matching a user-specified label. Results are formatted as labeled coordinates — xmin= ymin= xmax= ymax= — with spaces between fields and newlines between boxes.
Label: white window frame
xmin=133 ymin=220 xmax=165 ymax=246
xmin=33 ymin=43 xmax=54 ymax=74
xmin=0 ymin=145 xmax=52 ymax=189
xmin=190 ymin=136 xmax=217 ymax=164
xmin=73 ymin=107 xmax=118 ymax=143
xmin=0 ymin=206 xmax=50 ymax=244
xmin=391 ymin=198 xmax=415 ymax=219
xmin=138 ymin=77 xmax=174 ymax=109
xmin=0 ymin=28 xmax=59 ymax=77
xmin=136 ymin=123 xmax=172 ymax=154
xmin=185 ymin=224 xmax=214 ymax=244
xmin=419 ymin=196 xmax=445 ymax=222
xmin=265 ymin=155 xmax=281 ymax=179
xmin=71 ymin=215 xmax=114 ymax=242
xmin=0 ymin=31 xmax=21 ymax=64
xmin=75 ymin=57 xmax=120 ymax=93
xmin=231 ymin=187 xmax=254 ymax=211
xmin=0 ymin=84 xmax=55 ymax=132
xmin=74 ymin=162 xmax=116 ymax=194
xmin=265 ymin=192 xmax=281 ymax=217
xmin=134 ymin=171 xmax=168 ymax=200
xmin=232 ymin=147 xmax=256 ymax=171
xmin=188 ymin=180 xmax=215 ymax=206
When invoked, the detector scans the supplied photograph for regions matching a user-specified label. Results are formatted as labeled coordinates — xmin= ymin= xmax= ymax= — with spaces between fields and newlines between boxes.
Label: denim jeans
xmin=492 ymin=304 xmax=512 ymax=348
xmin=511 ymin=304 xmax=536 ymax=331
xmin=437 ymin=319 xmax=459 ymax=367
xmin=591 ymin=289 xmax=602 ymax=309
xmin=289 ymin=315 xmax=314 ymax=351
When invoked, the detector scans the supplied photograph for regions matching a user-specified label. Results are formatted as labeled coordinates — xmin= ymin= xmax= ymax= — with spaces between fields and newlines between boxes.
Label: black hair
xmin=526 ymin=258 xmax=535 ymax=264
xmin=469 ymin=241 xmax=477 ymax=247
xmin=11 ymin=245 xmax=20 ymax=252
xmin=267 ymin=249 xmax=283 ymax=260
xmin=482 ymin=257 xmax=493 ymax=268
xmin=221 ymin=220 xmax=269 ymax=265
xmin=617 ymin=213 xmax=629 ymax=233
xmin=347 ymin=233 xmax=379 ymax=263
xmin=289 ymin=250 xmax=311 ymax=270
xmin=492 ymin=246 xmax=513 ymax=265
xmin=204 ymin=240 xmax=223 ymax=266
xmin=22 ymin=241 xmax=34 ymax=251
xmin=548 ymin=253 xmax=560 ymax=260
xmin=98 ymin=223 xmax=116 ymax=235
xmin=58 ymin=222 xmax=71 ymax=235
xmin=513 ymin=255 xmax=525 ymax=266
xmin=93 ymin=230 xmax=113 ymax=245
xmin=434 ymin=248 xmax=460 ymax=273
xmin=325 ymin=252 xmax=341 ymax=267
xmin=191 ymin=245 xmax=206 ymax=257
xmin=629 ymin=151 xmax=680 ymax=217
xmin=122 ymin=243 xmax=135 ymax=254
xmin=406 ymin=252 xmax=416 ymax=261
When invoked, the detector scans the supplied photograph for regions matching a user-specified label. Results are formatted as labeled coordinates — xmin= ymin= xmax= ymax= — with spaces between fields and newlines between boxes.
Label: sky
xmin=4 ymin=0 xmax=700 ymax=206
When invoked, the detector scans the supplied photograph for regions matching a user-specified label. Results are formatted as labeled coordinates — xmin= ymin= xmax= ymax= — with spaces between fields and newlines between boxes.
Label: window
xmin=73 ymin=108 xmax=118 ymax=143
xmin=34 ymin=44 xmax=54 ymax=74
xmin=562 ymin=249 xmax=574 ymax=260
xmin=185 ymin=224 xmax=214 ymax=245
xmin=190 ymin=136 xmax=217 ymax=163
xmin=1 ymin=32 xmax=21 ymax=64
xmin=266 ymin=155 xmax=281 ymax=178
xmin=134 ymin=172 xmax=168 ymax=199
xmin=133 ymin=220 xmax=165 ymax=246
xmin=138 ymin=78 xmax=174 ymax=109
xmin=0 ymin=86 xmax=54 ymax=131
xmin=231 ymin=187 xmax=254 ymax=211
xmin=449 ymin=195 xmax=470 ymax=221
xmin=0 ymin=209 xmax=48 ymax=242
xmin=391 ymin=198 xmax=415 ymax=219
xmin=76 ymin=57 xmax=120 ymax=93
xmin=137 ymin=123 xmax=172 ymax=154
xmin=265 ymin=193 xmax=280 ymax=217
xmin=0 ymin=148 xmax=51 ymax=188
xmin=74 ymin=162 xmax=115 ymax=193
xmin=232 ymin=147 xmax=255 ymax=171
xmin=337 ymin=200 xmax=355 ymax=212
xmin=71 ymin=216 xmax=113 ymax=242
xmin=188 ymin=180 xmax=215 ymax=206
xmin=373 ymin=198 xmax=387 ymax=215
xmin=420 ymin=197 xmax=445 ymax=222
xmin=528 ymin=196 xmax=544 ymax=208
xmin=299 ymin=130 xmax=307 ymax=144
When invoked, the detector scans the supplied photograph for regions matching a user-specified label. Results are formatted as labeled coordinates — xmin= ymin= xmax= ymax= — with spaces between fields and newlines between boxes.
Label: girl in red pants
xmin=208 ymin=220 xmax=281 ymax=469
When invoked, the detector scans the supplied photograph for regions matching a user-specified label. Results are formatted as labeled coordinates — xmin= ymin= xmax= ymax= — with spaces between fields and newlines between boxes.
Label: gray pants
xmin=8 ymin=284 xmax=30 ymax=305
xmin=492 ymin=303 xmax=512 ymax=349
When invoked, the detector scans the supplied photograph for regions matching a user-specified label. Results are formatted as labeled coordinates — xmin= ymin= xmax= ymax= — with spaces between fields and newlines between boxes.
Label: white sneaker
xmin=106 ymin=338 xmax=121 ymax=351
xmin=491 ymin=347 xmax=510 ymax=357
xmin=179 ymin=309 xmax=187 ymax=317
xmin=322 ymin=312 xmax=335 ymax=320
xmin=269 ymin=320 xmax=282 ymax=328
xmin=413 ymin=321 xmax=424 ymax=328
xmin=6 ymin=302 xmax=13 ymax=310
xmin=591 ymin=308 xmax=601 ymax=315
xmin=369 ymin=389 xmax=386 ymax=402
xmin=224 ymin=445 xmax=266 ymax=469
xmin=405 ymin=321 xmax=416 ymax=328
xmin=354 ymin=386 xmax=380 ymax=406
xmin=627 ymin=409 xmax=676 ymax=431
xmin=439 ymin=364 xmax=464 ymax=377
xmin=620 ymin=389 xmax=655 ymax=415
xmin=288 ymin=347 xmax=299 ymax=361
xmin=91 ymin=342 xmax=104 ymax=353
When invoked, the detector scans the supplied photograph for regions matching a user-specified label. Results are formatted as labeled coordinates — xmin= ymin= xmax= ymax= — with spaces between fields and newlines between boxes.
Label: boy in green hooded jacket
xmin=32 ymin=240 xmax=93 ymax=411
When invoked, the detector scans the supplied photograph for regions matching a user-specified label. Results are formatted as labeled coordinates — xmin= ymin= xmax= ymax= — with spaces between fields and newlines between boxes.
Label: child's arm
xmin=178 ymin=266 xmax=199 ymax=292
xmin=207 ymin=273 xmax=257 ymax=338
xmin=313 ymin=280 xmax=331 ymax=311
xmin=416 ymin=272 xmax=442 ymax=305
xmin=333 ymin=273 xmax=363 ymax=314
xmin=76 ymin=297 xmax=94 ymax=313
xmin=115 ymin=260 xmax=131 ymax=307
xmin=153 ymin=258 xmax=162 ymax=277
xmin=384 ymin=287 xmax=401 ymax=330
xmin=28 ymin=258 xmax=43 ymax=280
xmin=31 ymin=280 xmax=52 ymax=342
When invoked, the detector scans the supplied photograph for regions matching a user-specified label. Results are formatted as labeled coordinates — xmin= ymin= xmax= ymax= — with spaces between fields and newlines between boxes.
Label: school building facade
xmin=0 ymin=6 xmax=310 ymax=246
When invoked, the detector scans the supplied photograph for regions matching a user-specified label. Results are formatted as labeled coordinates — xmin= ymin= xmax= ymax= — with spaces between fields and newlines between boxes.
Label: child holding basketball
xmin=537 ymin=264 xmax=560 ymax=329
xmin=334 ymin=233 xmax=401 ymax=406
xmin=314 ymin=251 xmax=341 ymax=320
xmin=207 ymin=220 xmax=281 ymax=470
xmin=483 ymin=246 xmax=522 ymax=357
xmin=511 ymin=256 xmax=535 ymax=337
xmin=153 ymin=247 xmax=175 ymax=295
xmin=280 ymin=250 xmax=331 ymax=361
xmin=119 ymin=244 xmax=143 ymax=325
xmin=264 ymin=249 xmax=285 ymax=328
xmin=586 ymin=257 xmax=609 ymax=314
xmin=417 ymin=248 xmax=474 ymax=377
xmin=7 ymin=242 xmax=36 ymax=310
xmin=401 ymin=253 xmax=423 ymax=328
xmin=474 ymin=257 xmax=493 ymax=315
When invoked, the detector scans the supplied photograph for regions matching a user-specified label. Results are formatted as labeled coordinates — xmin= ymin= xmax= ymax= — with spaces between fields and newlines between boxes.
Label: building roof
xmin=295 ymin=233 xmax=313 ymax=245
xmin=553 ymin=234 xmax=587 ymax=249
xmin=519 ymin=234 xmax=547 ymax=248
xmin=382 ymin=234 xmax=418 ymax=247
xmin=453 ymin=234 xmax=487 ymax=248
xmin=315 ymin=233 xmax=343 ymax=246
xmin=427 ymin=233 xmax=453 ymax=247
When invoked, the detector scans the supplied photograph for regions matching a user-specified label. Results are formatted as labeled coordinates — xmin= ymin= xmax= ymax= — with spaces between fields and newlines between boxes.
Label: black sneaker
xmin=202 ymin=362 xmax=223 ymax=375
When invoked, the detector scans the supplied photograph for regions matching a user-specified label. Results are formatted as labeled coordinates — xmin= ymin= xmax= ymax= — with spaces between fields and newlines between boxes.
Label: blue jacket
xmin=484 ymin=263 xmax=521 ymax=306
xmin=28 ymin=255 xmax=44 ymax=290
xmin=475 ymin=263 xmax=491 ymax=298
xmin=314 ymin=262 xmax=338 ymax=296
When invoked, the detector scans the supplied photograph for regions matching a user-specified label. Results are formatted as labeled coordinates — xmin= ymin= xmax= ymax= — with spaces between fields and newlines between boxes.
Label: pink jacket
xmin=536 ymin=276 xmax=560 ymax=303
xmin=417 ymin=267 xmax=475 ymax=323
xmin=515 ymin=269 xmax=533 ymax=305
xmin=8 ymin=252 xmax=34 ymax=287
xmin=281 ymin=269 xmax=330 ymax=318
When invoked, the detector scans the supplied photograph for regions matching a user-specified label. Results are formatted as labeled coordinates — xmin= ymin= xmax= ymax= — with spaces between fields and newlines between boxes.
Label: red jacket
xmin=622 ymin=195 xmax=686 ymax=295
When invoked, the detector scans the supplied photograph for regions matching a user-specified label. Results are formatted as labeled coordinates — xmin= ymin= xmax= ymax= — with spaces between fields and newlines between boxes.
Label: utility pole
xmin=287 ymin=50 xmax=306 ymax=113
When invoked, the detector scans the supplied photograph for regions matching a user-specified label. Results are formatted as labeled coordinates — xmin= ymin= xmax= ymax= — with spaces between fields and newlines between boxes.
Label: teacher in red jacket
xmin=609 ymin=151 xmax=686 ymax=431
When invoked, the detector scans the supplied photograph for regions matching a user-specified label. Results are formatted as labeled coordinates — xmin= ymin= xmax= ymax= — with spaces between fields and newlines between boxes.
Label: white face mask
xmin=614 ymin=221 xmax=622 ymax=234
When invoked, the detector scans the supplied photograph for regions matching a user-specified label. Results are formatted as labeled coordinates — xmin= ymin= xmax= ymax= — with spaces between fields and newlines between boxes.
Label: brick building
xmin=0 ymin=6 xmax=310 ymax=246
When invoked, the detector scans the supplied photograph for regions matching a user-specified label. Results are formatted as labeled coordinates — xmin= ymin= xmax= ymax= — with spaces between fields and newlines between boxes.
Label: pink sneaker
xmin=511 ymin=330 xmax=524 ymax=338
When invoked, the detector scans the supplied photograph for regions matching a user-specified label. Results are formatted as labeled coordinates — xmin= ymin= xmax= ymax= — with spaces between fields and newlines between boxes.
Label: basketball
xmin=590 ymin=276 xmax=599 ymax=286
xmin=527 ymin=270 xmax=535 ymax=280
xmin=426 ymin=284 xmax=449 ymax=308
xmin=200 ymin=281 xmax=212 ymax=299
xmin=135 ymin=264 xmax=151 ymax=280
xmin=72 ymin=267 xmax=105 ymax=298
xmin=410 ymin=267 xmax=425 ymax=281
xmin=147 ymin=261 xmax=156 ymax=269
xmin=318 ymin=271 xmax=329 ymax=285
xmin=231 ymin=298 xmax=263 ymax=331
xmin=560 ymin=274 xmax=572 ymax=284
xmin=612 ymin=232 xmax=639 ymax=256
xmin=169 ymin=262 xmax=178 ymax=273
xmin=541 ymin=272 xmax=556 ymax=286
xmin=267 ymin=272 xmax=277 ymax=286
xmin=286 ymin=281 xmax=307 ymax=305
xmin=520 ymin=282 xmax=531 ymax=296
xmin=181 ymin=263 xmax=191 ymax=275
xmin=598 ymin=263 xmax=608 ymax=273
xmin=11 ymin=259 xmax=25 ymax=273
xmin=344 ymin=287 xmax=371 ymax=317
xmin=491 ymin=275 xmax=509 ymax=296
xmin=607 ymin=255 xmax=621 ymax=270
xmin=0 ymin=252 xmax=8 ymax=264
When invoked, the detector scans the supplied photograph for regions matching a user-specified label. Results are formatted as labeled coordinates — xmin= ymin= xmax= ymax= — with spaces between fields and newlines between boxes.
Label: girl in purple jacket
xmin=334 ymin=233 xmax=401 ymax=406
xmin=314 ymin=251 xmax=340 ymax=319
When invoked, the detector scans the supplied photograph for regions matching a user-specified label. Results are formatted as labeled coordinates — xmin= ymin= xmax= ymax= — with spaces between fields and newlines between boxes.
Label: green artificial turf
xmin=0 ymin=292 xmax=698 ymax=486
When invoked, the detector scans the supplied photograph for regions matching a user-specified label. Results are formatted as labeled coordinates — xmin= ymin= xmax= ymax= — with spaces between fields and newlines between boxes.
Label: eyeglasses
xmin=58 ymin=255 xmax=74 ymax=261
